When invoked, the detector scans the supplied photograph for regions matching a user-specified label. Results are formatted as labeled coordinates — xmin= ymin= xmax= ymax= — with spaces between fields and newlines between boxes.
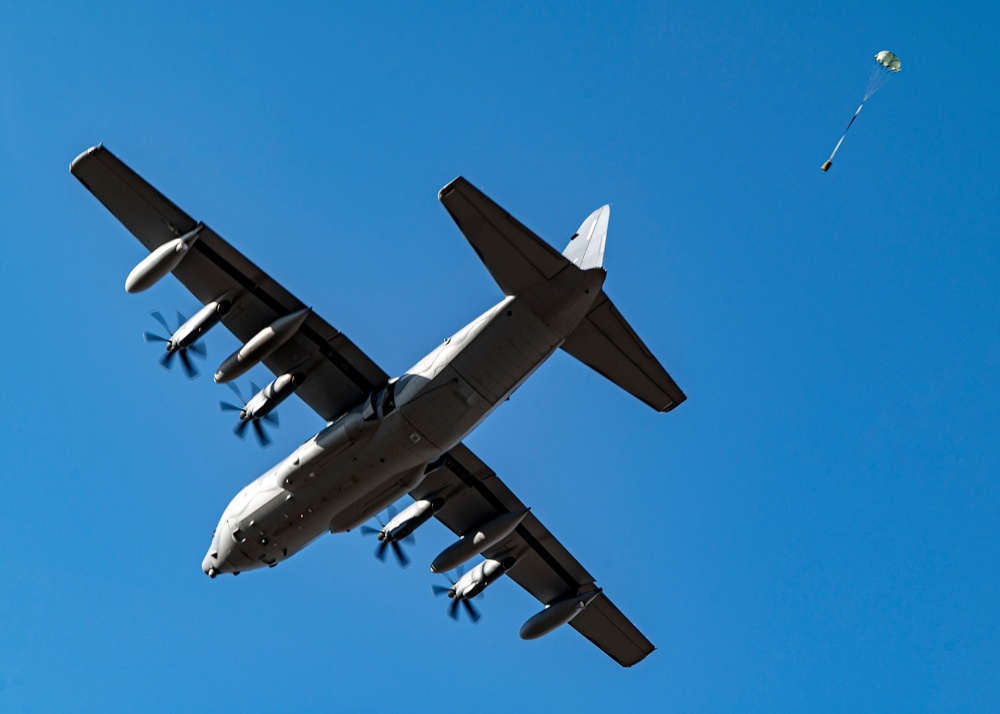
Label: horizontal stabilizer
xmin=561 ymin=291 xmax=685 ymax=412
xmin=439 ymin=177 xmax=573 ymax=296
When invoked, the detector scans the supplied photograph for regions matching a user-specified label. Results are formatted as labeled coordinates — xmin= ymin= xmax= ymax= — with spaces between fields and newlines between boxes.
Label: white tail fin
xmin=562 ymin=205 xmax=609 ymax=270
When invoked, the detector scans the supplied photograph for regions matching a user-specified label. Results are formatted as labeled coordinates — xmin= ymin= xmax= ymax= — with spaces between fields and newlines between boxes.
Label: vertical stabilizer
xmin=563 ymin=205 xmax=609 ymax=270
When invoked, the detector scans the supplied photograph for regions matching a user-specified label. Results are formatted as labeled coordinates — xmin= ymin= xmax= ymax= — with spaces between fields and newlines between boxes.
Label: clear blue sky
xmin=1 ymin=2 xmax=997 ymax=711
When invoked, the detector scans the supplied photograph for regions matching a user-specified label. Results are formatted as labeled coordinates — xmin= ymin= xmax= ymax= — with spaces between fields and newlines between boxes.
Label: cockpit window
xmin=381 ymin=380 xmax=396 ymax=415
xmin=364 ymin=380 xmax=397 ymax=422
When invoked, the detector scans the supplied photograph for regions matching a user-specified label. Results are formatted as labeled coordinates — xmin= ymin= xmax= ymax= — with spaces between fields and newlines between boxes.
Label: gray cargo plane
xmin=71 ymin=146 xmax=685 ymax=667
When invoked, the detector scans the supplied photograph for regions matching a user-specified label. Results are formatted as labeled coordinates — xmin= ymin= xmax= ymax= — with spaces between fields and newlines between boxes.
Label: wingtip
xmin=659 ymin=393 xmax=687 ymax=413
xmin=438 ymin=176 xmax=468 ymax=201
xmin=69 ymin=143 xmax=106 ymax=174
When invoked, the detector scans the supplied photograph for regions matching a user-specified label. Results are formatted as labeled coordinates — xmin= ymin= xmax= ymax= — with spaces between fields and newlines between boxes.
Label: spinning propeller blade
xmin=389 ymin=541 xmax=411 ymax=568
xmin=432 ymin=570 xmax=482 ymax=623
xmin=159 ymin=351 xmax=177 ymax=370
xmin=220 ymin=382 xmax=276 ymax=447
xmin=462 ymin=600 xmax=481 ymax=624
xmin=227 ymin=382 xmax=245 ymax=403
xmin=151 ymin=311 xmax=172 ymax=335
xmin=360 ymin=508 xmax=411 ymax=567
xmin=144 ymin=310 xmax=206 ymax=378
xmin=252 ymin=420 xmax=272 ymax=448
xmin=178 ymin=350 xmax=198 ymax=378
xmin=188 ymin=341 xmax=207 ymax=358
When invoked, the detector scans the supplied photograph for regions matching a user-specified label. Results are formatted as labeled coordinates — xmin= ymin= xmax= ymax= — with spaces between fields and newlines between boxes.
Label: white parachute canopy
xmin=821 ymin=50 xmax=902 ymax=172
xmin=866 ymin=50 xmax=902 ymax=100
xmin=875 ymin=50 xmax=902 ymax=71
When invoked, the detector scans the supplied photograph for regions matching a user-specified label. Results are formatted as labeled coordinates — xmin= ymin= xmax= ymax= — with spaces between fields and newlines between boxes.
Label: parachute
xmin=821 ymin=51 xmax=901 ymax=172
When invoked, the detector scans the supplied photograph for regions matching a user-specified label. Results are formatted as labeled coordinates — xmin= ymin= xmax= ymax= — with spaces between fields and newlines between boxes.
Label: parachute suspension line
xmin=822 ymin=101 xmax=865 ymax=172
xmin=864 ymin=62 xmax=895 ymax=101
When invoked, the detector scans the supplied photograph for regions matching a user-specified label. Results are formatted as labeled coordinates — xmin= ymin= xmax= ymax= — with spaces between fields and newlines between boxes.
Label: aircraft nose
xmin=202 ymin=552 xmax=219 ymax=578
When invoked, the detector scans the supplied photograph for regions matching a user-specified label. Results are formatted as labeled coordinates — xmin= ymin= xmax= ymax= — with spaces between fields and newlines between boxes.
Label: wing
xmin=412 ymin=443 xmax=655 ymax=667
xmin=70 ymin=145 xmax=387 ymax=421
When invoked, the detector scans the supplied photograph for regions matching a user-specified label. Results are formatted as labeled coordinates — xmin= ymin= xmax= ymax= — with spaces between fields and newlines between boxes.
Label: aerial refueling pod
xmin=214 ymin=308 xmax=311 ymax=383
xmin=430 ymin=508 xmax=529 ymax=573
xmin=519 ymin=589 xmax=601 ymax=640
xmin=125 ymin=225 xmax=203 ymax=293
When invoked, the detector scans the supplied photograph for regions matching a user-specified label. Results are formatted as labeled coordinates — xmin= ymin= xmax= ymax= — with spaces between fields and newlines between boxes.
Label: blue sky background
xmin=1 ymin=2 xmax=997 ymax=711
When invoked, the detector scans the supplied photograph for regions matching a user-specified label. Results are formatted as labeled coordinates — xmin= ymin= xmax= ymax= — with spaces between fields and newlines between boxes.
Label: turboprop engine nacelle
xmin=242 ymin=373 xmax=301 ymax=421
xmin=215 ymin=307 xmax=311 ymax=383
xmin=169 ymin=298 xmax=231 ymax=351
xmin=430 ymin=508 xmax=529 ymax=573
xmin=519 ymin=589 xmax=601 ymax=640
xmin=451 ymin=556 xmax=517 ymax=600
xmin=125 ymin=225 xmax=203 ymax=293
xmin=381 ymin=497 xmax=445 ymax=543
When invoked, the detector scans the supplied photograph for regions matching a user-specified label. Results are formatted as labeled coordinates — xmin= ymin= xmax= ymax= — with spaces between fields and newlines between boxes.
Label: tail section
xmin=439 ymin=177 xmax=685 ymax=413
xmin=560 ymin=206 xmax=684 ymax=413
xmin=561 ymin=207 xmax=685 ymax=413
xmin=562 ymin=205 xmax=609 ymax=270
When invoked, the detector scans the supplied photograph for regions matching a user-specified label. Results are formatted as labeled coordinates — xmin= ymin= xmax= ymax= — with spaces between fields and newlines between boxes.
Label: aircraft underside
xmin=72 ymin=145 xmax=679 ymax=665
xmin=202 ymin=278 xmax=596 ymax=576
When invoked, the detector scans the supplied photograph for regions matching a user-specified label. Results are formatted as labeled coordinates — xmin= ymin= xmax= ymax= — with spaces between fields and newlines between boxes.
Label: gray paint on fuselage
xmin=203 ymin=267 xmax=607 ymax=576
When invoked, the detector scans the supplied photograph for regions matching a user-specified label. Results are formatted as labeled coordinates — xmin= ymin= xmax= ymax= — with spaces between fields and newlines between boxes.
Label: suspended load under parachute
xmin=821 ymin=50 xmax=901 ymax=172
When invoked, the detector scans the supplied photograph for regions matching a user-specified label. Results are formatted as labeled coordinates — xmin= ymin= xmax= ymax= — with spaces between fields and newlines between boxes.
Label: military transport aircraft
xmin=70 ymin=145 xmax=686 ymax=667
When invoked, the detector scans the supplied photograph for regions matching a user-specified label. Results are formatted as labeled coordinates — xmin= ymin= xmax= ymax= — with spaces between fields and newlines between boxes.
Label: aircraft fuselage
xmin=202 ymin=265 xmax=607 ymax=576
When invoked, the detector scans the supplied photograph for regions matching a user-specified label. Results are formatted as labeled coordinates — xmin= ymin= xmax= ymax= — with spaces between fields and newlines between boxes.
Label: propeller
xmin=143 ymin=311 xmax=207 ymax=379
xmin=360 ymin=506 xmax=415 ymax=568
xmin=431 ymin=572 xmax=482 ymax=623
xmin=218 ymin=381 xmax=278 ymax=448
